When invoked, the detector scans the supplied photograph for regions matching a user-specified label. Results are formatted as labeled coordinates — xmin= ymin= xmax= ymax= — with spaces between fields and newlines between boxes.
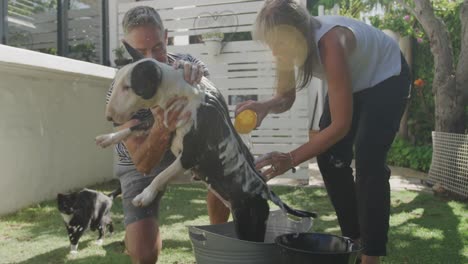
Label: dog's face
xmin=57 ymin=193 xmax=77 ymax=215
xmin=106 ymin=59 xmax=162 ymax=124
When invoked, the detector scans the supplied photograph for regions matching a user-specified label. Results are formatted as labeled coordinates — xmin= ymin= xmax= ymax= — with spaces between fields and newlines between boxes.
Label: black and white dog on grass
xmin=96 ymin=41 xmax=316 ymax=242
xmin=57 ymin=188 xmax=121 ymax=253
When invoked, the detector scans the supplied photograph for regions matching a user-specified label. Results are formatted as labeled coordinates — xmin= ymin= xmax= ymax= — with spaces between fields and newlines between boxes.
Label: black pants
xmin=317 ymin=54 xmax=411 ymax=256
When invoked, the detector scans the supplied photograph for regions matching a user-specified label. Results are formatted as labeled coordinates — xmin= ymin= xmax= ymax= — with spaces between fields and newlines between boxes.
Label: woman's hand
xmin=173 ymin=60 xmax=204 ymax=85
xmin=235 ymin=100 xmax=269 ymax=128
xmin=255 ymin=151 xmax=294 ymax=181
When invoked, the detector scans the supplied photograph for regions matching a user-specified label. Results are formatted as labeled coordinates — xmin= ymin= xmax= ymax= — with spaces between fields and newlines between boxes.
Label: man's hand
xmin=125 ymin=96 xmax=191 ymax=174
xmin=173 ymin=60 xmax=204 ymax=85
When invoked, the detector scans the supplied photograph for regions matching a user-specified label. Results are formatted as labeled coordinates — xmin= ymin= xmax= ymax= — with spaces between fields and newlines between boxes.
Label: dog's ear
xmin=131 ymin=60 xmax=162 ymax=100
xmin=122 ymin=40 xmax=145 ymax=62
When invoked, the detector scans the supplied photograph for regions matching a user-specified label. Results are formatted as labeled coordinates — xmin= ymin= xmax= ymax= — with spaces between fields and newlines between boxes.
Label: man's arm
xmin=122 ymin=117 xmax=171 ymax=175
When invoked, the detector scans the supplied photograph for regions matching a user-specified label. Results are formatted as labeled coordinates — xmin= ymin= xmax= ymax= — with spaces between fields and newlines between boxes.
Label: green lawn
xmin=0 ymin=180 xmax=466 ymax=264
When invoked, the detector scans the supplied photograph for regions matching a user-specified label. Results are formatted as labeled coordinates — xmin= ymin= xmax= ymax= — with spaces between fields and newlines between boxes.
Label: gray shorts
xmin=116 ymin=164 xmax=166 ymax=226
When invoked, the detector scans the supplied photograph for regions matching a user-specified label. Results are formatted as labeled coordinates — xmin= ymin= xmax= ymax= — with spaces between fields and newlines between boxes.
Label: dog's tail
xmin=107 ymin=187 xmax=122 ymax=200
xmin=269 ymin=190 xmax=317 ymax=218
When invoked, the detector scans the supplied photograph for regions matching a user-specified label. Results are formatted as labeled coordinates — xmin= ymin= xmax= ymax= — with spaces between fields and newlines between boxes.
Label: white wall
xmin=0 ymin=45 xmax=116 ymax=216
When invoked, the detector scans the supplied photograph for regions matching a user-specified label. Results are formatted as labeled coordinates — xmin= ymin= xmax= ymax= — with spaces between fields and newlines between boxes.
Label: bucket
xmin=275 ymin=233 xmax=361 ymax=264
xmin=188 ymin=210 xmax=312 ymax=264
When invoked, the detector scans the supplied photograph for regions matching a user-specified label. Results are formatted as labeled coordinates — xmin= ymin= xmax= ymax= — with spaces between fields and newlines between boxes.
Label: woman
xmin=237 ymin=1 xmax=411 ymax=263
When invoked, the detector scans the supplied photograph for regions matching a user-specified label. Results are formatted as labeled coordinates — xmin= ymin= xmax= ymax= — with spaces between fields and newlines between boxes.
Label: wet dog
xmin=96 ymin=41 xmax=316 ymax=242
xmin=57 ymin=188 xmax=121 ymax=253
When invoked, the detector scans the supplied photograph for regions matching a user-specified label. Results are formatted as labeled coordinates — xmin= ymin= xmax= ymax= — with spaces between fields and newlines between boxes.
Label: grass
xmin=0 ymin=180 xmax=466 ymax=264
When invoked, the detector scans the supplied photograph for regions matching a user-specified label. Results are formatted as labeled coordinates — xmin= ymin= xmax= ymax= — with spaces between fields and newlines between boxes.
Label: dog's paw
xmin=95 ymin=134 xmax=115 ymax=148
xmin=70 ymin=244 xmax=78 ymax=254
xmin=132 ymin=188 xmax=158 ymax=207
xmin=95 ymin=239 xmax=104 ymax=246
xmin=95 ymin=129 xmax=132 ymax=148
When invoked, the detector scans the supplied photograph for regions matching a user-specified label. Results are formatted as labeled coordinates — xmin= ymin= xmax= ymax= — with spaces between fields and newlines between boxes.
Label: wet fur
xmin=102 ymin=42 xmax=316 ymax=242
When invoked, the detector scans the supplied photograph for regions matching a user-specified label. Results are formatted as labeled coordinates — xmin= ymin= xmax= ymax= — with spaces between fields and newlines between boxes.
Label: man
xmin=107 ymin=6 xmax=229 ymax=263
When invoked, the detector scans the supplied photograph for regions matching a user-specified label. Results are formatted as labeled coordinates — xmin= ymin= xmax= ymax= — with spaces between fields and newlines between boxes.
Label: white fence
xmin=111 ymin=0 xmax=320 ymax=180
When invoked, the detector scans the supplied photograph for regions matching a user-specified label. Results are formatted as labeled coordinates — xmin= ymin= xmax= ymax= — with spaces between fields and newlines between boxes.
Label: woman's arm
xmin=235 ymin=66 xmax=296 ymax=126
xmin=257 ymin=27 xmax=354 ymax=179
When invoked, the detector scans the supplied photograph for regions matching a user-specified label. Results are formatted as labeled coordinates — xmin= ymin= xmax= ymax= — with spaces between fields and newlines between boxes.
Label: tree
xmin=399 ymin=0 xmax=467 ymax=133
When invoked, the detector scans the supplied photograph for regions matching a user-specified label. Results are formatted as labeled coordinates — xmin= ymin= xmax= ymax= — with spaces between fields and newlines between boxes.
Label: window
xmin=2 ymin=0 xmax=109 ymax=65
xmin=67 ymin=0 xmax=105 ymax=63
xmin=7 ymin=0 xmax=59 ymax=55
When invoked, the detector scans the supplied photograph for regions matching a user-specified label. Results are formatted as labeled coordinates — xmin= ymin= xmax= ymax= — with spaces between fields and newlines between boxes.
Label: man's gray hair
xmin=122 ymin=6 xmax=165 ymax=34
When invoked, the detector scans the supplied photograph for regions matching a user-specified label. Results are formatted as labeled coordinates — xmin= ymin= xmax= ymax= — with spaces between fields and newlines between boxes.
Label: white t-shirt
xmin=312 ymin=15 xmax=402 ymax=93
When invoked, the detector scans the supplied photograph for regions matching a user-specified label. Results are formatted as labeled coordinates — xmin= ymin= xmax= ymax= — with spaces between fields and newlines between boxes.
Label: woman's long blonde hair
xmin=254 ymin=0 xmax=320 ymax=90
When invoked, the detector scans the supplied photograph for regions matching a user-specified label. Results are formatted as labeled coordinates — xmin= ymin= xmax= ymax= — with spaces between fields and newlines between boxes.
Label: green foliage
xmin=68 ymin=42 xmax=97 ymax=62
xmin=38 ymin=47 xmax=57 ymax=55
xmin=201 ymin=31 xmax=224 ymax=40
xmin=307 ymin=0 xmax=392 ymax=16
xmin=307 ymin=0 xmax=339 ymax=15
xmin=407 ymin=0 xmax=463 ymax=143
xmin=225 ymin=31 xmax=252 ymax=42
xmin=112 ymin=46 xmax=126 ymax=59
xmin=388 ymin=137 xmax=433 ymax=172
xmin=368 ymin=0 xmax=462 ymax=146
xmin=339 ymin=0 xmax=370 ymax=19
xmin=8 ymin=0 xmax=58 ymax=16
xmin=432 ymin=0 xmax=462 ymax=65
xmin=409 ymin=39 xmax=435 ymax=144
xmin=32 ymin=0 xmax=58 ymax=13
xmin=369 ymin=9 xmax=424 ymax=38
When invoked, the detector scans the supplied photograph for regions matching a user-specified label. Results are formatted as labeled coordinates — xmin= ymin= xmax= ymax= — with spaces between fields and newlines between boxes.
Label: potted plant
xmin=113 ymin=46 xmax=132 ymax=67
xmin=201 ymin=31 xmax=224 ymax=56
xmin=69 ymin=42 xmax=96 ymax=62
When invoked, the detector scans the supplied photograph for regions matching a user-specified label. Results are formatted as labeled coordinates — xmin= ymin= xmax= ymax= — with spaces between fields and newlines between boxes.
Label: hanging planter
xmin=202 ymin=32 xmax=224 ymax=56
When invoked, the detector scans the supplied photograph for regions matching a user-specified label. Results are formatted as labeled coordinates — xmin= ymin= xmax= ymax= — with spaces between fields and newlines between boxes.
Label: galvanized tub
xmin=188 ymin=210 xmax=312 ymax=264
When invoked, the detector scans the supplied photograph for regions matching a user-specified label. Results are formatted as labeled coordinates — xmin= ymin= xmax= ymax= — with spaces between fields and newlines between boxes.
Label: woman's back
xmin=313 ymin=15 xmax=402 ymax=92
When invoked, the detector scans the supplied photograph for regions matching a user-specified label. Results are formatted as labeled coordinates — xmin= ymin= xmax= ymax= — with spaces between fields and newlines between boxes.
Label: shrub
xmin=387 ymin=137 xmax=432 ymax=172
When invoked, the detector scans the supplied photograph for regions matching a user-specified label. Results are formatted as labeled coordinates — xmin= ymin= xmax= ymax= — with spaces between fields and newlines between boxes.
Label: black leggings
xmin=317 ymin=54 xmax=411 ymax=256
